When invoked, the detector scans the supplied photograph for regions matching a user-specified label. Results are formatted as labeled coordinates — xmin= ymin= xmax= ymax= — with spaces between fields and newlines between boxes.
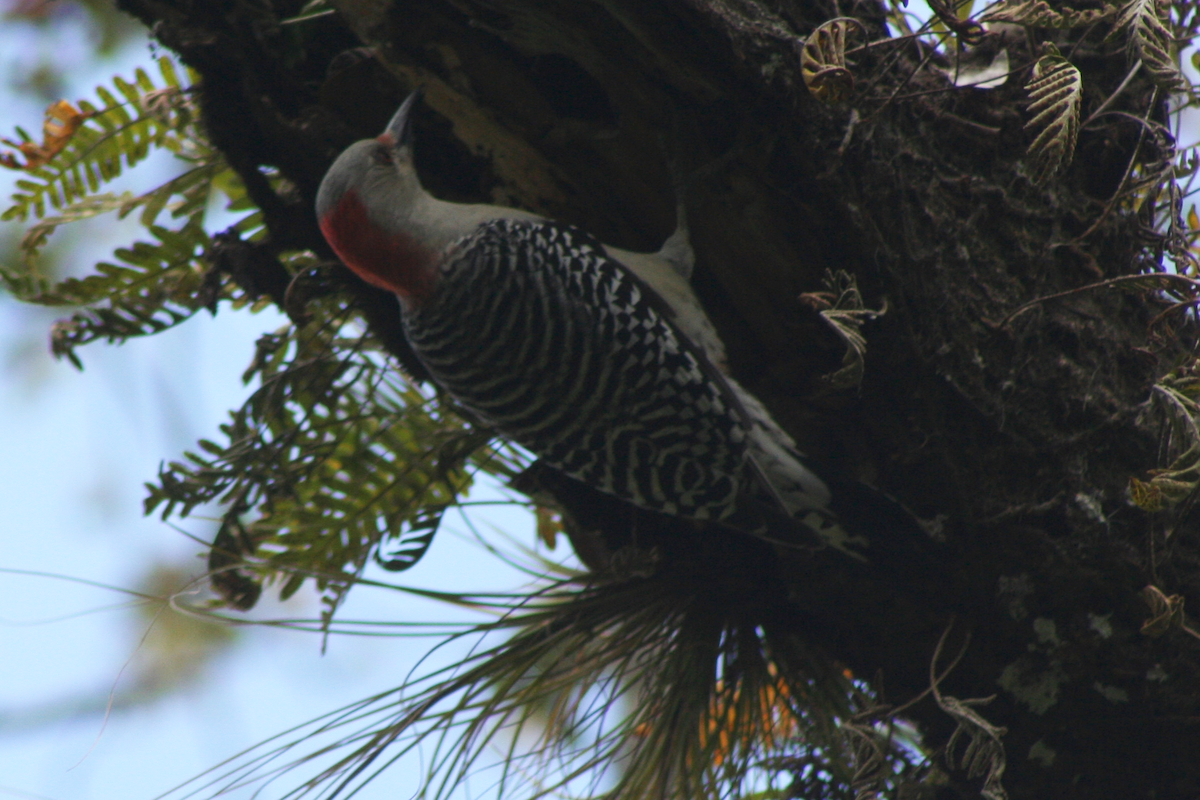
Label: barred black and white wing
xmin=403 ymin=219 xmax=853 ymax=549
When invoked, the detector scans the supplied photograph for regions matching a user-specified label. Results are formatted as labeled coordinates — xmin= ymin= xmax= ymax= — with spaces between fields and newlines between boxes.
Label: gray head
xmin=315 ymin=89 xmax=439 ymax=299
xmin=315 ymin=89 xmax=424 ymax=230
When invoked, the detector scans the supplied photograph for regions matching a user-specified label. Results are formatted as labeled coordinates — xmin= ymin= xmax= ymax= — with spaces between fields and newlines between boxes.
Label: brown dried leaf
xmin=0 ymin=99 xmax=95 ymax=171
xmin=535 ymin=505 xmax=562 ymax=550
xmin=1110 ymin=0 xmax=1183 ymax=91
xmin=807 ymin=270 xmax=884 ymax=392
xmin=1140 ymin=585 xmax=1185 ymax=637
xmin=938 ymin=693 xmax=1008 ymax=800
xmin=800 ymin=18 xmax=866 ymax=104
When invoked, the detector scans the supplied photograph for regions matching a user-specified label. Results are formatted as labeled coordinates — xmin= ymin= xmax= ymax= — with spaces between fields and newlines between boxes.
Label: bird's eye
xmin=372 ymin=146 xmax=394 ymax=166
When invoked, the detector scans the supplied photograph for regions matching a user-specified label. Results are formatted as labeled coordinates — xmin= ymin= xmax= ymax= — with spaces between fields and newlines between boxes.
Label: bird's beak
xmin=380 ymin=88 xmax=422 ymax=149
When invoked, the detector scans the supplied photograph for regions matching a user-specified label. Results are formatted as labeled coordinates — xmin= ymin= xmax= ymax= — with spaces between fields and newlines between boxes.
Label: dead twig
xmin=930 ymin=620 xmax=1009 ymax=800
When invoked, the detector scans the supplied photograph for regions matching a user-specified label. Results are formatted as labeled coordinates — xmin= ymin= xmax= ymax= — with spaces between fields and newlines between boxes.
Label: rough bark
xmin=114 ymin=0 xmax=1200 ymax=797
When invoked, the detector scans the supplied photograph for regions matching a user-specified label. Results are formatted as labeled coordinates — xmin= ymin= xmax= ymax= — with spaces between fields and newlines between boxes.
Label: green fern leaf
xmin=158 ymin=57 xmax=181 ymax=89
xmin=18 ymin=191 xmax=136 ymax=252
xmin=0 ymin=55 xmax=264 ymax=372
xmin=145 ymin=312 xmax=500 ymax=613
xmin=1 ymin=60 xmax=199 ymax=225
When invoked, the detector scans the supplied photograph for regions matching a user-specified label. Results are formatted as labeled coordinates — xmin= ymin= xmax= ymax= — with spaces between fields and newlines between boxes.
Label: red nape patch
xmin=318 ymin=189 xmax=437 ymax=301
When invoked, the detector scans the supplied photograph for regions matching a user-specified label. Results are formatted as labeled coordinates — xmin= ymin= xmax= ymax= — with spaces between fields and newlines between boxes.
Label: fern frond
xmin=0 ymin=54 xmax=266 ymax=366
xmin=17 ymin=191 xmax=136 ymax=252
xmin=801 ymin=270 xmax=885 ymax=393
xmin=1110 ymin=0 xmax=1183 ymax=90
xmin=1 ymin=56 xmax=200 ymax=225
xmin=18 ymin=160 xmax=222 ymax=254
xmin=27 ymin=217 xmax=217 ymax=366
xmin=981 ymin=0 xmax=1118 ymax=28
xmin=145 ymin=309 xmax=496 ymax=615
xmin=1024 ymin=45 xmax=1082 ymax=185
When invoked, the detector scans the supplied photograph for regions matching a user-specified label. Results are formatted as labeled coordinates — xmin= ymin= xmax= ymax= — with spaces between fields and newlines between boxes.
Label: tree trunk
xmin=114 ymin=0 xmax=1200 ymax=797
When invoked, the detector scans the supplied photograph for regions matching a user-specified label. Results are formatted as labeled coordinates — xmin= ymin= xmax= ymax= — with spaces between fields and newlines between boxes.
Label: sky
xmin=0 ymin=7 xmax=547 ymax=799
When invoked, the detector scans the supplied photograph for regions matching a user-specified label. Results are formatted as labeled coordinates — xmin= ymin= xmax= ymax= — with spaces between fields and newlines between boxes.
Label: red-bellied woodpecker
xmin=316 ymin=90 xmax=904 ymax=556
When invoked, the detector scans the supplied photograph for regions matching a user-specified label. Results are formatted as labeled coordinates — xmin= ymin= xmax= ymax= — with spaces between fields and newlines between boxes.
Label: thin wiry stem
xmin=158 ymin=560 xmax=874 ymax=800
